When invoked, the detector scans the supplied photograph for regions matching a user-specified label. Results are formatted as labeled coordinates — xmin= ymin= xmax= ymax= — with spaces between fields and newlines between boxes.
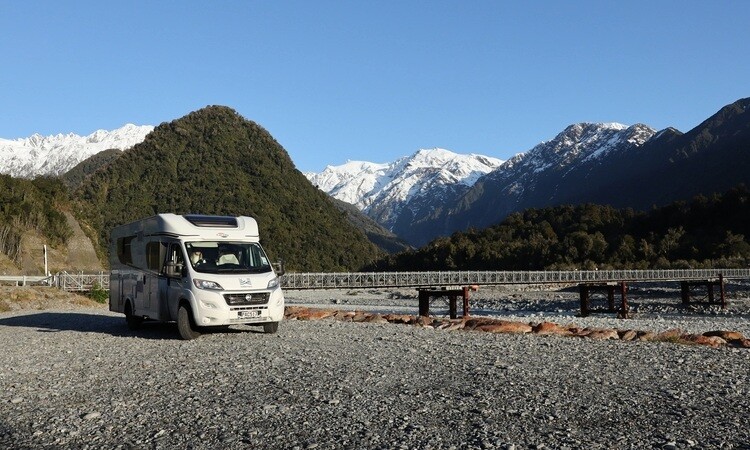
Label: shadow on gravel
xmin=0 ymin=312 xmax=178 ymax=340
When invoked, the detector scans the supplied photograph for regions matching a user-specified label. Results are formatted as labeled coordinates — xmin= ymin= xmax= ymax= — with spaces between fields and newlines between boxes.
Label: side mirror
xmin=164 ymin=262 xmax=183 ymax=278
xmin=273 ymin=259 xmax=285 ymax=277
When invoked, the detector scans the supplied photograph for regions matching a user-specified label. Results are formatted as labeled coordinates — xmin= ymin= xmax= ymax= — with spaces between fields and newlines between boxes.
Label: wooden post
xmin=719 ymin=273 xmax=726 ymax=309
xmin=681 ymin=281 xmax=690 ymax=304
xmin=418 ymin=289 xmax=430 ymax=317
xmin=448 ymin=293 xmax=457 ymax=319
xmin=462 ymin=286 xmax=470 ymax=317
xmin=579 ymin=284 xmax=590 ymax=317
xmin=619 ymin=281 xmax=628 ymax=318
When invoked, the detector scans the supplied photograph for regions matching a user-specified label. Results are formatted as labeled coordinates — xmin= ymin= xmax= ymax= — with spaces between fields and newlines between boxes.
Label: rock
xmin=476 ymin=321 xmax=532 ymax=334
xmin=637 ymin=331 xmax=656 ymax=341
xmin=352 ymin=312 xmax=369 ymax=322
xmin=333 ymin=310 xmax=355 ymax=321
xmin=682 ymin=334 xmax=726 ymax=348
xmin=655 ymin=329 xmax=683 ymax=342
xmin=445 ymin=322 xmax=466 ymax=331
xmin=82 ymin=411 xmax=101 ymax=420
xmin=585 ymin=329 xmax=620 ymax=340
xmin=365 ymin=314 xmax=388 ymax=324
xmin=703 ymin=330 xmax=745 ymax=341
xmin=463 ymin=317 xmax=498 ymax=330
xmin=619 ymin=329 xmax=638 ymax=341
xmin=532 ymin=322 xmax=569 ymax=336
xmin=383 ymin=314 xmax=412 ymax=324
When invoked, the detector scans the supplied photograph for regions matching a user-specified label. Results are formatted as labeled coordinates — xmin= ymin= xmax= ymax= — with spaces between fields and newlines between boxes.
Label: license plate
xmin=238 ymin=310 xmax=261 ymax=319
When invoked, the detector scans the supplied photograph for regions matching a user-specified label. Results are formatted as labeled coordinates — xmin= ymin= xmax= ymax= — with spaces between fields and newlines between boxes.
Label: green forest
xmin=370 ymin=185 xmax=750 ymax=271
xmin=0 ymin=175 xmax=72 ymax=261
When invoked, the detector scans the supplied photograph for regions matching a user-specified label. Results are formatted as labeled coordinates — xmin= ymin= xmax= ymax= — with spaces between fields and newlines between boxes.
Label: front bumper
xmin=193 ymin=288 xmax=285 ymax=326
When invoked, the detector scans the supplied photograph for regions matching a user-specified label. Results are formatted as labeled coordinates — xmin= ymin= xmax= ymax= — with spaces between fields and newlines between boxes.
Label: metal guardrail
xmin=279 ymin=269 xmax=750 ymax=290
xmin=0 ymin=275 xmax=54 ymax=286
xmin=55 ymin=272 xmax=109 ymax=292
xmin=0 ymin=272 xmax=109 ymax=291
xmin=3 ymin=269 xmax=750 ymax=292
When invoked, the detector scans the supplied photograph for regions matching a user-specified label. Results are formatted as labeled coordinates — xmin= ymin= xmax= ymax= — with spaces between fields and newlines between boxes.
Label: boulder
xmin=476 ymin=321 xmax=532 ymax=334
xmin=703 ymin=330 xmax=746 ymax=342
xmin=618 ymin=329 xmax=638 ymax=341
xmin=365 ymin=314 xmax=388 ymax=324
xmin=532 ymin=321 xmax=570 ymax=336
xmin=585 ymin=329 xmax=620 ymax=340
xmin=682 ymin=334 xmax=727 ymax=348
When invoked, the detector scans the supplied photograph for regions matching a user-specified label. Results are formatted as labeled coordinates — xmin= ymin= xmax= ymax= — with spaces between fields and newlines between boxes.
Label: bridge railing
xmin=3 ymin=269 xmax=749 ymax=292
xmin=54 ymin=272 xmax=110 ymax=292
xmin=279 ymin=269 xmax=750 ymax=290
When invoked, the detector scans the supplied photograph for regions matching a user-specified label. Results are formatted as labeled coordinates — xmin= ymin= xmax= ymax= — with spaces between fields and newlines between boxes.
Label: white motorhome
xmin=109 ymin=214 xmax=285 ymax=339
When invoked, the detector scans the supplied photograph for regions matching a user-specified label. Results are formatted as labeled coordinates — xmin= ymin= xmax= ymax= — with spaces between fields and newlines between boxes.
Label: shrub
xmin=88 ymin=283 xmax=109 ymax=304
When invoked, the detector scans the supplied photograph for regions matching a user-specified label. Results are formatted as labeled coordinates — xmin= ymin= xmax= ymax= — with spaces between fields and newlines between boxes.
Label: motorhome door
xmin=161 ymin=242 xmax=187 ymax=321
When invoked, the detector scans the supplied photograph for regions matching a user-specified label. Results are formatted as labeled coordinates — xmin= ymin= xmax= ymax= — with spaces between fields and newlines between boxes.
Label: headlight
xmin=267 ymin=277 xmax=279 ymax=290
xmin=193 ymin=279 xmax=223 ymax=290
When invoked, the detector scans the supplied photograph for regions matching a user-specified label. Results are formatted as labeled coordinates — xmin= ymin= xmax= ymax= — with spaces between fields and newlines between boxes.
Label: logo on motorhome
xmin=239 ymin=278 xmax=252 ymax=287
xmin=216 ymin=232 xmax=229 ymax=238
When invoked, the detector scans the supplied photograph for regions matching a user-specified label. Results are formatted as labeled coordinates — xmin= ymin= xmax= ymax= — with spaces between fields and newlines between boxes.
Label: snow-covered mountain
xmin=305 ymin=148 xmax=504 ymax=231
xmin=484 ymin=122 xmax=656 ymax=201
xmin=0 ymin=124 xmax=153 ymax=178
xmin=305 ymin=124 xmax=656 ymax=246
xmin=411 ymin=122 xmax=658 ymax=244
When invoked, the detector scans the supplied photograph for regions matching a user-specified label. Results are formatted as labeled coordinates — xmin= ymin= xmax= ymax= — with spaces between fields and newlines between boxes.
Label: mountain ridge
xmin=3 ymin=98 xmax=749 ymax=253
xmin=305 ymin=148 xmax=503 ymax=242
xmin=0 ymin=124 xmax=153 ymax=178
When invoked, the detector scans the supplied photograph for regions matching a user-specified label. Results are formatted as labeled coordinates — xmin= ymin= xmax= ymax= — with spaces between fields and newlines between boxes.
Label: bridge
xmin=279 ymin=269 xmax=750 ymax=290
xmin=2 ymin=268 xmax=749 ymax=293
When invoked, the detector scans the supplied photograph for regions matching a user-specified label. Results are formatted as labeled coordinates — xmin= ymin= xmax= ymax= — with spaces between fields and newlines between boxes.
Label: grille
xmin=224 ymin=292 xmax=270 ymax=306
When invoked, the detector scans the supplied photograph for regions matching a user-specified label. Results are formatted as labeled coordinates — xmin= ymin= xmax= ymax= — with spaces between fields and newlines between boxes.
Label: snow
xmin=305 ymin=148 xmax=504 ymax=213
xmin=0 ymin=124 xmax=153 ymax=178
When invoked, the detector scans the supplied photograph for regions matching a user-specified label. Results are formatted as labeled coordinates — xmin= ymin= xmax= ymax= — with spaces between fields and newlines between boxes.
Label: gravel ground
xmin=1 ymin=284 xmax=749 ymax=449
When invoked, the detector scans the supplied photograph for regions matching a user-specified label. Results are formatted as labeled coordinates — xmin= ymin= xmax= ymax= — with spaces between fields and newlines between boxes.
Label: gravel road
xmin=1 ymin=295 xmax=749 ymax=449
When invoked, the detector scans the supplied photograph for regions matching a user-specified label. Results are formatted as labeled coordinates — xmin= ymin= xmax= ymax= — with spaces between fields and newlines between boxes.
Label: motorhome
xmin=109 ymin=214 xmax=285 ymax=339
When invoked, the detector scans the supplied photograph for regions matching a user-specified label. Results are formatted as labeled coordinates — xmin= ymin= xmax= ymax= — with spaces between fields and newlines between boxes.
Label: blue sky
xmin=1 ymin=1 xmax=749 ymax=172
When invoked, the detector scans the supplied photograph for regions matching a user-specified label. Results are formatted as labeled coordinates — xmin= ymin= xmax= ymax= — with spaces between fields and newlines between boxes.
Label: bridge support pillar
xmin=580 ymin=282 xmax=629 ymax=317
xmin=680 ymin=274 xmax=726 ymax=309
xmin=417 ymin=286 xmax=477 ymax=319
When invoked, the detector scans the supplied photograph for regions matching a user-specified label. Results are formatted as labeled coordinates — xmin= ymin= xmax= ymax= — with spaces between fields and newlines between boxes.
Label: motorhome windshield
xmin=186 ymin=241 xmax=273 ymax=274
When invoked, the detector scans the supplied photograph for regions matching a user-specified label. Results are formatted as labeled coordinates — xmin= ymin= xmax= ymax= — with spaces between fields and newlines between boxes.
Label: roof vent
xmin=183 ymin=215 xmax=238 ymax=228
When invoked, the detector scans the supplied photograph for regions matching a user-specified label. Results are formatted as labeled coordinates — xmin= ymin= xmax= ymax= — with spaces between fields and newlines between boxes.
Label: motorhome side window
xmin=117 ymin=236 xmax=135 ymax=265
xmin=145 ymin=241 xmax=165 ymax=271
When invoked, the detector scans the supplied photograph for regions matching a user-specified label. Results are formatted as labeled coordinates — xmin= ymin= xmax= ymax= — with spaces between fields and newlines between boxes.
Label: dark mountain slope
xmin=62 ymin=148 xmax=124 ymax=190
xmin=589 ymin=97 xmax=750 ymax=209
xmin=330 ymin=198 xmax=412 ymax=254
xmin=372 ymin=186 xmax=750 ymax=271
xmin=74 ymin=106 xmax=382 ymax=271
xmin=419 ymin=98 xmax=750 ymax=242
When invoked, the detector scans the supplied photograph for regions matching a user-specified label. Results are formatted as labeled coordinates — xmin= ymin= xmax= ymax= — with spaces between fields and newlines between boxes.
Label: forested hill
xmin=369 ymin=185 xmax=750 ymax=271
xmin=73 ymin=106 xmax=382 ymax=271
xmin=0 ymin=175 xmax=72 ymax=262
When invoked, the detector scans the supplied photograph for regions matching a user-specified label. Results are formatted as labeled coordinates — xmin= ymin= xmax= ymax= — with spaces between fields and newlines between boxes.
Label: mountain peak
xmin=0 ymin=124 xmax=154 ymax=178
xmin=305 ymin=148 xmax=504 ymax=224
